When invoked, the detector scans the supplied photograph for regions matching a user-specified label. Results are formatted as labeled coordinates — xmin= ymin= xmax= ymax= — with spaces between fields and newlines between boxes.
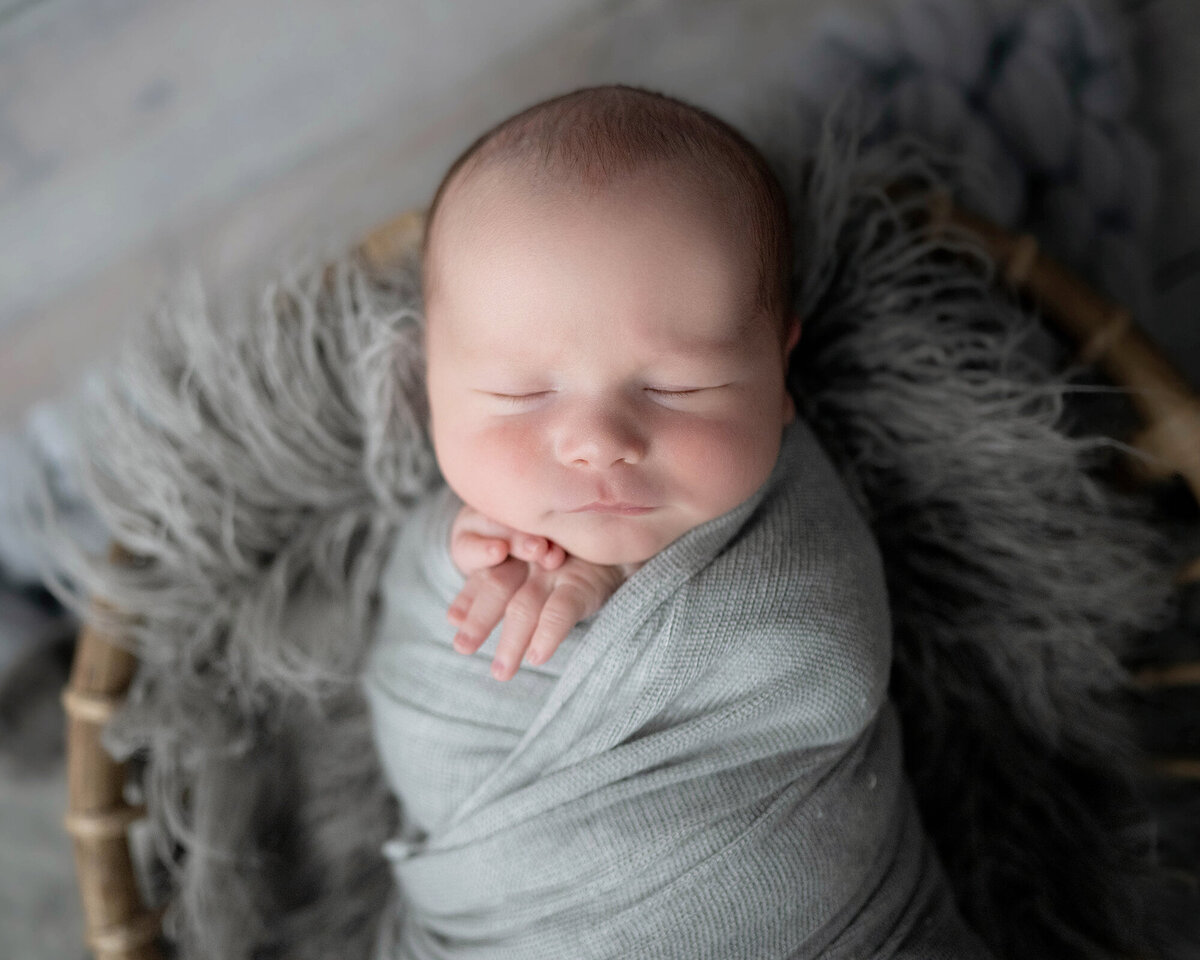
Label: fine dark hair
xmin=421 ymin=84 xmax=792 ymax=330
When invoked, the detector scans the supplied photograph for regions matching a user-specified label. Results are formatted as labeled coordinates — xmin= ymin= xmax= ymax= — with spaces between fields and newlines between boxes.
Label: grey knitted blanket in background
xmin=27 ymin=110 xmax=1181 ymax=960
xmin=788 ymin=0 xmax=1157 ymax=319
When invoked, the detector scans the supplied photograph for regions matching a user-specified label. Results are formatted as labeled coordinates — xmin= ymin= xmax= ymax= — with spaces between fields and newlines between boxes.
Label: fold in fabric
xmin=364 ymin=417 xmax=992 ymax=959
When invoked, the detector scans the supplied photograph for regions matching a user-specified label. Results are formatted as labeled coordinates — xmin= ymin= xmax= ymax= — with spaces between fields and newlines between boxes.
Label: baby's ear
xmin=781 ymin=315 xmax=801 ymax=425
xmin=785 ymin=315 xmax=802 ymax=355
xmin=781 ymin=386 xmax=797 ymax=425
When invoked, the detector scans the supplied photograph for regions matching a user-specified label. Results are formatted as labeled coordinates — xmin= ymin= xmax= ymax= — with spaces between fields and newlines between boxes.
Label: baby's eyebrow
xmin=457 ymin=329 xmax=747 ymax=361
xmin=652 ymin=318 xmax=761 ymax=355
xmin=669 ymin=330 xmax=747 ymax=352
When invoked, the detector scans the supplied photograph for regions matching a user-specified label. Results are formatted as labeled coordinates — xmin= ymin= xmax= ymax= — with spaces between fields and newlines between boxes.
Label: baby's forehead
xmin=432 ymin=162 xmax=756 ymax=287
xmin=443 ymin=154 xmax=739 ymax=226
xmin=425 ymin=155 xmax=775 ymax=336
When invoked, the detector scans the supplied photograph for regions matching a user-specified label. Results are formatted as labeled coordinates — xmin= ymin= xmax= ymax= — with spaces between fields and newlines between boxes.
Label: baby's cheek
xmin=665 ymin=416 xmax=779 ymax=513
xmin=476 ymin=421 xmax=544 ymax=486
xmin=439 ymin=419 xmax=546 ymax=526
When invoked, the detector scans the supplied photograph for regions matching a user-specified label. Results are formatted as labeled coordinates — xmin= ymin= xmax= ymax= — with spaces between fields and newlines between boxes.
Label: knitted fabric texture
xmin=365 ymin=421 xmax=991 ymax=958
xmin=788 ymin=0 xmax=1157 ymax=318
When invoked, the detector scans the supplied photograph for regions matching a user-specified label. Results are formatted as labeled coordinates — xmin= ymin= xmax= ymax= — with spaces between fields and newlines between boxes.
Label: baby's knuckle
xmin=557 ymin=579 xmax=590 ymax=604
xmin=505 ymin=595 xmax=541 ymax=621
xmin=539 ymin=606 xmax=575 ymax=631
xmin=479 ymin=567 xmax=510 ymax=591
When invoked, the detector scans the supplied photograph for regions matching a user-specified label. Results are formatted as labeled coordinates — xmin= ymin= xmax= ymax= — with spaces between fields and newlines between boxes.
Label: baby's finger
xmin=491 ymin=578 xmax=551 ymax=681
xmin=538 ymin=541 xmax=567 ymax=571
xmin=509 ymin=534 xmax=551 ymax=565
xmin=451 ymin=559 xmax=527 ymax=655
xmin=510 ymin=534 xmax=568 ymax=572
xmin=523 ymin=583 xmax=587 ymax=667
xmin=451 ymin=531 xmax=510 ymax=575
xmin=446 ymin=578 xmax=479 ymax=626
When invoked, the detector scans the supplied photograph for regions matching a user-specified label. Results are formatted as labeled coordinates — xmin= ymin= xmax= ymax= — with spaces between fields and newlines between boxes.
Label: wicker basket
xmin=62 ymin=202 xmax=1200 ymax=960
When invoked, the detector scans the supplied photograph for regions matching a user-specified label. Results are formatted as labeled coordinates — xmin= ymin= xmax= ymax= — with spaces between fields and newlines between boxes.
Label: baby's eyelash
xmin=646 ymin=387 xmax=702 ymax=398
xmin=487 ymin=391 xmax=550 ymax=405
xmin=483 ymin=388 xmax=707 ymax=406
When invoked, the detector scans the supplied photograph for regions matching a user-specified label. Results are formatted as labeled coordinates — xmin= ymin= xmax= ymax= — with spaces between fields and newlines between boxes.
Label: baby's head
xmin=422 ymin=85 xmax=799 ymax=567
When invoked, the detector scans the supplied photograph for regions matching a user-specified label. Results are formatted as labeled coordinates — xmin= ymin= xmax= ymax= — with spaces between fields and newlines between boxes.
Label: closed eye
xmin=481 ymin=387 xmax=718 ymax=406
xmin=483 ymin=391 xmax=552 ymax=406
xmin=645 ymin=387 xmax=707 ymax=398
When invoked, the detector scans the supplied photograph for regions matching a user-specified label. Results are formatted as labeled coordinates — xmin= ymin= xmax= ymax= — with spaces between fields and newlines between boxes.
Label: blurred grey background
xmin=1 ymin=0 xmax=1198 ymax=957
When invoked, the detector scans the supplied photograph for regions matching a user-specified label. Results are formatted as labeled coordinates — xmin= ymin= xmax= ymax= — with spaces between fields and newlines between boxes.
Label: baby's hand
xmin=446 ymin=504 xmax=629 ymax=680
xmin=448 ymin=554 xmax=627 ymax=681
xmin=449 ymin=503 xmax=566 ymax=577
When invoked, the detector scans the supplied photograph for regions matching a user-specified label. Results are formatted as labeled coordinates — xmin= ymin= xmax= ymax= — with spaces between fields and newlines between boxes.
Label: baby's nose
xmin=555 ymin=403 xmax=646 ymax=468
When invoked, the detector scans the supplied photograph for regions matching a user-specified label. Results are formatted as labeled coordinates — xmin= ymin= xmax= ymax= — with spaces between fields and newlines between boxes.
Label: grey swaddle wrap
xmin=365 ymin=418 xmax=991 ymax=959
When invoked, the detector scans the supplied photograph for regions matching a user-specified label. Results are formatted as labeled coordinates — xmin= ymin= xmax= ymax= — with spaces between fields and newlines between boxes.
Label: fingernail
xmin=453 ymin=633 xmax=471 ymax=652
xmin=491 ymin=659 xmax=508 ymax=680
xmin=524 ymin=648 xmax=544 ymax=665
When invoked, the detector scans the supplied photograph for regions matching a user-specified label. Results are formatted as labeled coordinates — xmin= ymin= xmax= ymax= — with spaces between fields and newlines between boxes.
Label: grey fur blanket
xmin=30 ymin=115 xmax=1180 ymax=960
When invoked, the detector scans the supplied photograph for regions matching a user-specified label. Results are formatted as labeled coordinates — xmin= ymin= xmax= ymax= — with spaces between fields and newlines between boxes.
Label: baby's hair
xmin=421 ymin=84 xmax=792 ymax=336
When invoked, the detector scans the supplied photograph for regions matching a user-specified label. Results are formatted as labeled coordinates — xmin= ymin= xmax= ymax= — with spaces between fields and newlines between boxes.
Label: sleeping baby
xmin=363 ymin=84 xmax=994 ymax=959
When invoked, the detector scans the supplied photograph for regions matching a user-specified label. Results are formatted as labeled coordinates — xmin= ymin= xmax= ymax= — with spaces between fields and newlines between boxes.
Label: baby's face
xmin=425 ymin=164 xmax=797 ymax=567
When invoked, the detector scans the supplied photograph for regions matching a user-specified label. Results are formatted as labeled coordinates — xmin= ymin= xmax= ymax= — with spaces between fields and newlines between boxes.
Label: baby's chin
xmin=550 ymin=524 xmax=676 ymax=569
